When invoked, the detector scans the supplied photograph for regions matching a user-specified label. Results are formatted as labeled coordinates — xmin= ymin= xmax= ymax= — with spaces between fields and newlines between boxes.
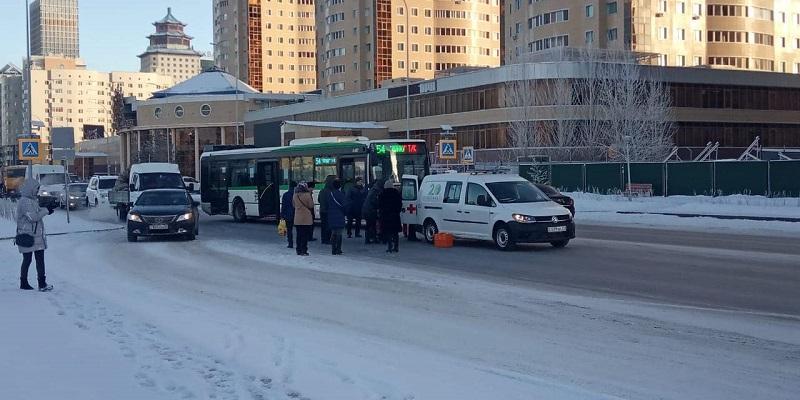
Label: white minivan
xmin=86 ymin=175 xmax=118 ymax=206
xmin=402 ymin=173 xmax=575 ymax=250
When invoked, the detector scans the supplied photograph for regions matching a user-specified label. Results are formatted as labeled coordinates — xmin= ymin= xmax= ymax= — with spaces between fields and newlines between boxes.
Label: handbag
xmin=14 ymin=222 xmax=38 ymax=248
xmin=278 ymin=219 xmax=287 ymax=237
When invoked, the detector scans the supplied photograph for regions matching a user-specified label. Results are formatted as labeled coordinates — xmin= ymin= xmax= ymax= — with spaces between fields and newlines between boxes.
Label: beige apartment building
xmin=317 ymin=0 xmax=502 ymax=95
xmin=139 ymin=8 xmax=203 ymax=83
xmin=29 ymin=57 xmax=173 ymax=146
xmin=29 ymin=0 xmax=80 ymax=59
xmin=505 ymin=0 xmax=800 ymax=73
xmin=212 ymin=0 xmax=317 ymax=94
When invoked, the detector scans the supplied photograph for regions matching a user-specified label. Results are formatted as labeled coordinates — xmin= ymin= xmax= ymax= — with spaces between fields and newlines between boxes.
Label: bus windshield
xmin=5 ymin=168 xmax=26 ymax=178
xmin=370 ymin=142 xmax=429 ymax=183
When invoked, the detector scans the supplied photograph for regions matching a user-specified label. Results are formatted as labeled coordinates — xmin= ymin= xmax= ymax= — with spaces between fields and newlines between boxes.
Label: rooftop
xmin=154 ymin=7 xmax=185 ymax=26
xmin=151 ymin=68 xmax=258 ymax=98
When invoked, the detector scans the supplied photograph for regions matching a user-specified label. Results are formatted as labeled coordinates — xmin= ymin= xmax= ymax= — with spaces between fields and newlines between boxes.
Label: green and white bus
xmin=200 ymin=137 xmax=429 ymax=221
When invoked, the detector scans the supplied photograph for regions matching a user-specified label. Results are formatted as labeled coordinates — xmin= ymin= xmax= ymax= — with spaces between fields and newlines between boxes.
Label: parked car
xmin=32 ymin=164 xmax=66 ymax=208
xmin=86 ymin=175 xmax=118 ymax=206
xmin=534 ymin=183 xmax=575 ymax=216
xmin=59 ymin=183 xmax=89 ymax=209
xmin=126 ymin=189 xmax=200 ymax=242
xmin=402 ymin=173 xmax=575 ymax=251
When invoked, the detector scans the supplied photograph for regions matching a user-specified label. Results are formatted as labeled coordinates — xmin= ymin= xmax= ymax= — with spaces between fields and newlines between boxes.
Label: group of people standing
xmin=281 ymin=175 xmax=403 ymax=256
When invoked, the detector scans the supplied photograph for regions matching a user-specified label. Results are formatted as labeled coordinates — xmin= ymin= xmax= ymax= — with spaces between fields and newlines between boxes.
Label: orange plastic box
xmin=434 ymin=233 xmax=454 ymax=248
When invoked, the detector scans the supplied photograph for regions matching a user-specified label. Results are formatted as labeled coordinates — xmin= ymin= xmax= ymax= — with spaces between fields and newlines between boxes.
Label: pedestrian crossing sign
xmin=439 ymin=140 xmax=457 ymax=160
xmin=18 ymin=138 xmax=41 ymax=161
xmin=461 ymin=146 xmax=474 ymax=164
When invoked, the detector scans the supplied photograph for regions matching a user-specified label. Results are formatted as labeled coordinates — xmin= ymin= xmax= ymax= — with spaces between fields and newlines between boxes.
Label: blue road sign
xmin=439 ymin=140 xmax=457 ymax=159
xmin=19 ymin=139 xmax=41 ymax=160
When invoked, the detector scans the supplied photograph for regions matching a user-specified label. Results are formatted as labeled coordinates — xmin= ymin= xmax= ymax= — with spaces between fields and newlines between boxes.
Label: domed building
xmin=118 ymin=68 xmax=317 ymax=179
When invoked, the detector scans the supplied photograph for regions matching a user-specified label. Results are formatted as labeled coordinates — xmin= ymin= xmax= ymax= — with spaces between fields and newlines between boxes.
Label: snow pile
xmin=571 ymin=193 xmax=800 ymax=235
xmin=0 ymin=206 xmax=122 ymax=239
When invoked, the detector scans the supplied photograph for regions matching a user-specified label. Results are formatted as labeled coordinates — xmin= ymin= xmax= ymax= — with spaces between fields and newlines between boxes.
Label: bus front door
xmin=257 ymin=161 xmax=279 ymax=218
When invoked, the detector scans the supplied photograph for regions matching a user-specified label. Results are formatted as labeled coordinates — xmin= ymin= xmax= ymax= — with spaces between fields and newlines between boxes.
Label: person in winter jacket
xmin=317 ymin=175 xmax=336 ymax=245
xmin=281 ymin=181 xmax=297 ymax=248
xmin=361 ymin=178 xmax=384 ymax=244
xmin=292 ymin=182 xmax=314 ymax=256
xmin=16 ymin=179 xmax=54 ymax=291
xmin=378 ymin=180 xmax=403 ymax=253
xmin=327 ymin=179 xmax=349 ymax=255
xmin=345 ymin=177 xmax=367 ymax=238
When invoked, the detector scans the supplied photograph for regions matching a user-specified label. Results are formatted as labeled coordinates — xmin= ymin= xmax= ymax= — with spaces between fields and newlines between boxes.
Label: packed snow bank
xmin=571 ymin=193 xmax=800 ymax=235
xmin=0 ymin=203 xmax=121 ymax=238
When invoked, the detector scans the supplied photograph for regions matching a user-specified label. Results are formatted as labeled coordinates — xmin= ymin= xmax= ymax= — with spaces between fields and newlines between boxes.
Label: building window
xmin=607 ymin=2 xmax=618 ymax=14
xmin=586 ymin=5 xmax=594 ymax=18
xmin=175 ymin=105 xmax=184 ymax=118
xmin=200 ymin=104 xmax=212 ymax=117
xmin=154 ymin=107 xmax=162 ymax=119
xmin=585 ymin=31 xmax=594 ymax=44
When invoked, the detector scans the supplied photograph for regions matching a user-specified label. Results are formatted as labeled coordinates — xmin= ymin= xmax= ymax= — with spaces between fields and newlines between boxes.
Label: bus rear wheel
xmin=232 ymin=199 xmax=247 ymax=222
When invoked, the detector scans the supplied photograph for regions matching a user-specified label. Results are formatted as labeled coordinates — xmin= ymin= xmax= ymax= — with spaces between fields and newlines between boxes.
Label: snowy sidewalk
xmin=571 ymin=193 xmax=800 ymax=236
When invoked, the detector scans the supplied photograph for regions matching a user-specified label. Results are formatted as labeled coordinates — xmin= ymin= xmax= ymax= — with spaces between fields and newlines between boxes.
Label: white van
xmin=86 ymin=175 xmax=119 ymax=206
xmin=402 ymin=173 xmax=575 ymax=250
xmin=31 ymin=164 xmax=67 ymax=208
xmin=109 ymin=163 xmax=185 ymax=219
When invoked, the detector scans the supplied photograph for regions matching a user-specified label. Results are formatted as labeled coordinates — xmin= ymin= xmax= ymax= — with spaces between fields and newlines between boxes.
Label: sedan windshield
xmin=136 ymin=191 xmax=189 ymax=206
xmin=139 ymin=173 xmax=185 ymax=191
xmin=486 ymin=181 xmax=550 ymax=204
xmin=69 ymin=184 xmax=88 ymax=194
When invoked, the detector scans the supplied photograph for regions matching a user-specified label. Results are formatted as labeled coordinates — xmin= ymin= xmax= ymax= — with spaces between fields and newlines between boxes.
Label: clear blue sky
xmin=0 ymin=0 xmax=212 ymax=71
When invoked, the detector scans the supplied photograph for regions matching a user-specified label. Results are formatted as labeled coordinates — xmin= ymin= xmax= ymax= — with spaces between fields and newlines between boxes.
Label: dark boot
xmin=38 ymin=276 xmax=53 ymax=292
xmin=20 ymin=278 xmax=34 ymax=290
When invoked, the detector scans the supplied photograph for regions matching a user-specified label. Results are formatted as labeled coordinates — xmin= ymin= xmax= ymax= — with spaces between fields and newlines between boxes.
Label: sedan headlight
xmin=512 ymin=213 xmax=536 ymax=223
xmin=176 ymin=212 xmax=193 ymax=222
xmin=40 ymin=191 xmax=49 ymax=196
xmin=69 ymin=195 xmax=79 ymax=200
xmin=128 ymin=213 xmax=143 ymax=222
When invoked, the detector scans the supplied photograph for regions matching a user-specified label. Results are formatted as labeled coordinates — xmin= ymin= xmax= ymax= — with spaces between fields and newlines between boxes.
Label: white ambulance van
xmin=402 ymin=172 xmax=575 ymax=250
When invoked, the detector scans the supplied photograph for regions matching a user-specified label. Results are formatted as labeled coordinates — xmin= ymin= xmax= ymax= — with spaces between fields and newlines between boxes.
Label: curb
xmin=616 ymin=211 xmax=800 ymax=223
xmin=1 ymin=227 xmax=124 ymax=241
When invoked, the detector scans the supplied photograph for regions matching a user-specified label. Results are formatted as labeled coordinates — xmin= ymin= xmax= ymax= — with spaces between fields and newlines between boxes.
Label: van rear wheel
xmin=423 ymin=220 xmax=438 ymax=244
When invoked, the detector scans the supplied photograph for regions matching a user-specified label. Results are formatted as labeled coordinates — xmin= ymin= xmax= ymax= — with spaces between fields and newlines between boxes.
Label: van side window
xmin=89 ymin=178 xmax=97 ymax=190
xmin=443 ymin=182 xmax=463 ymax=204
xmin=466 ymin=183 xmax=492 ymax=206
xmin=401 ymin=178 xmax=417 ymax=201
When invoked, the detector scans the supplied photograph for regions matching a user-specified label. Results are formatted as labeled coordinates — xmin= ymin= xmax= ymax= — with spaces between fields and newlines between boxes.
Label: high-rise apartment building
xmin=139 ymin=8 xmax=203 ymax=83
xmin=0 ymin=64 xmax=26 ymax=165
xmin=505 ymin=0 xmax=800 ymax=73
xmin=28 ymin=57 xmax=173 ymax=144
xmin=29 ymin=0 xmax=80 ymax=59
xmin=317 ymin=0 xmax=502 ymax=95
xmin=213 ymin=0 xmax=317 ymax=94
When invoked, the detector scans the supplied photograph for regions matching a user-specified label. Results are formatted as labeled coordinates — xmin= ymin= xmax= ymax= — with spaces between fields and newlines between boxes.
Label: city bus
xmin=1 ymin=165 xmax=28 ymax=197
xmin=200 ymin=137 xmax=429 ymax=221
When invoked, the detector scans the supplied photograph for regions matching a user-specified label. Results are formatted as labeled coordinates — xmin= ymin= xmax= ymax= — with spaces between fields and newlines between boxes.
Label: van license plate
xmin=150 ymin=224 xmax=169 ymax=230
xmin=548 ymin=226 xmax=567 ymax=233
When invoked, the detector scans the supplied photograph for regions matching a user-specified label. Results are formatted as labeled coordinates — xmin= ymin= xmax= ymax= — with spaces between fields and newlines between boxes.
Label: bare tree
xmin=110 ymin=84 xmax=128 ymax=135
xmin=504 ymin=48 xmax=674 ymax=163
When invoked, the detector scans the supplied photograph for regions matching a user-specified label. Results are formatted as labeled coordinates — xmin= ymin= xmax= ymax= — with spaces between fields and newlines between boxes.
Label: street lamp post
xmin=24 ymin=0 xmax=33 ymax=165
xmin=623 ymin=135 xmax=632 ymax=199
xmin=402 ymin=0 xmax=410 ymax=140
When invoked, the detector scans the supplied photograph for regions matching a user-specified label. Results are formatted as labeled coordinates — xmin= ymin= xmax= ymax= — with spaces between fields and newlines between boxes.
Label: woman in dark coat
xmin=327 ymin=179 xmax=348 ymax=255
xmin=16 ymin=179 xmax=54 ymax=291
xmin=378 ymin=180 xmax=403 ymax=253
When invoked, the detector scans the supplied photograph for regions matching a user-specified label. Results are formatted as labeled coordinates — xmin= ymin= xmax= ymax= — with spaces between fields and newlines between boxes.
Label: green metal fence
xmin=522 ymin=160 xmax=800 ymax=197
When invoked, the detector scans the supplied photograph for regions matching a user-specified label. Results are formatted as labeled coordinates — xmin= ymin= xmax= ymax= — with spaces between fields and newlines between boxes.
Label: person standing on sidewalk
xmin=280 ymin=181 xmax=297 ymax=248
xmin=318 ymin=175 xmax=336 ymax=245
xmin=292 ymin=182 xmax=314 ymax=256
xmin=378 ymin=180 xmax=403 ymax=253
xmin=345 ymin=177 xmax=366 ymax=238
xmin=361 ymin=178 xmax=384 ymax=245
xmin=16 ymin=179 xmax=54 ymax=291
xmin=327 ymin=179 xmax=348 ymax=255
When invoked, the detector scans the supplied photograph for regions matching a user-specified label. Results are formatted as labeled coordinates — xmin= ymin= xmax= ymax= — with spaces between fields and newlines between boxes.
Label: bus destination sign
xmin=374 ymin=143 xmax=422 ymax=155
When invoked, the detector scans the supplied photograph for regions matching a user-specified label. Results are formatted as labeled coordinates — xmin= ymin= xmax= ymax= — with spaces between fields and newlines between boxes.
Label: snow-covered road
xmin=1 ymin=208 xmax=798 ymax=400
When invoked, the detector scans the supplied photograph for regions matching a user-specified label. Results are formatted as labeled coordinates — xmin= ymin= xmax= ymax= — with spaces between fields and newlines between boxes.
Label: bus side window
xmin=280 ymin=158 xmax=290 ymax=187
